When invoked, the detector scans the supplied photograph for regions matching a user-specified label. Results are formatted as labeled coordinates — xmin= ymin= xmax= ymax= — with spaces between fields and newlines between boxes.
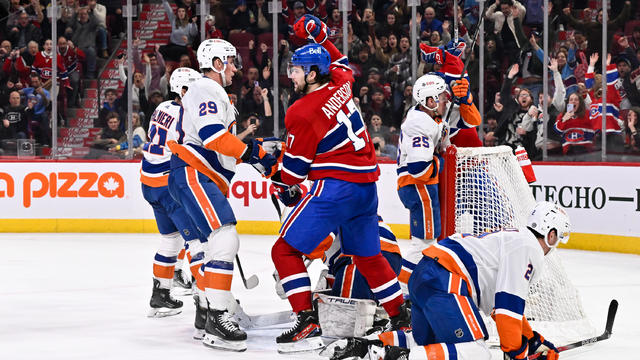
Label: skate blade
xmin=202 ymin=333 xmax=247 ymax=352
xmin=147 ymin=307 xmax=182 ymax=318
xmin=193 ymin=328 xmax=205 ymax=340
xmin=171 ymin=287 xmax=193 ymax=296
xmin=277 ymin=336 xmax=325 ymax=354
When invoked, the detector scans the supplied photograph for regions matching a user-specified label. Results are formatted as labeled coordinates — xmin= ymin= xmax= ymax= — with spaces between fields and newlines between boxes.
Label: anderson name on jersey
xmin=140 ymin=100 xmax=183 ymax=187
xmin=280 ymin=57 xmax=379 ymax=185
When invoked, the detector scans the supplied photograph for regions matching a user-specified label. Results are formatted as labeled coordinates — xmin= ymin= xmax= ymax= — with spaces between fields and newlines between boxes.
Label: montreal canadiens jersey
xmin=172 ymin=76 xmax=238 ymax=193
xmin=397 ymin=105 xmax=450 ymax=188
xmin=281 ymin=58 xmax=379 ymax=185
xmin=422 ymin=228 xmax=545 ymax=348
xmin=140 ymin=100 xmax=183 ymax=187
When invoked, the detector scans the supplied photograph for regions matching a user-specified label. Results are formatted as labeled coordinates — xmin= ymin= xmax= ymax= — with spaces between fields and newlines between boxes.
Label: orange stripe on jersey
xmin=380 ymin=240 xmax=401 ymax=254
xmin=422 ymin=246 xmax=474 ymax=298
xmin=167 ymin=140 xmax=230 ymax=195
xmin=340 ymin=264 xmax=356 ymax=298
xmin=205 ymin=271 xmax=233 ymax=291
xmin=449 ymin=273 xmax=462 ymax=294
xmin=378 ymin=331 xmax=396 ymax=347
xmin=416 ymin=185 xmax=434 ymax=239
xmin=153 ymin=263 xmax=175 ymax=279
xmin=204 ymin=131 xmax=247 ymax=159
xmin=459 ymin=102 xmax=482 ymax=126
xmin=397 ymin=157 xmax=441 ymax=189
xmin=305 ymin=233 xmax=335 ymax=260
xmin=140 ymin=172 xmax=169 ymax=187
xmin=494 ymin=313 xmax=525 ymax=353
xmin=178 ymin=248 xmax=186 ymax=260
xmin=398 ymin=268 xmax=411 ymax=285
xmin=423 ymin=343 xmax=447 ymax=360
xmin=522 ymin=317 xmax=534 ymax=340
xmin=455 ymin=294 xmax=484 ymax=340
xmin=186 ymin=167 xmax=222 ymax=230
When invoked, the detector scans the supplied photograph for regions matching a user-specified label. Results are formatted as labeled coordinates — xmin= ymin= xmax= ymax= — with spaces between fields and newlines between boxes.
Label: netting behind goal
xmin=441 ymin=145 xmax=596 ymax=345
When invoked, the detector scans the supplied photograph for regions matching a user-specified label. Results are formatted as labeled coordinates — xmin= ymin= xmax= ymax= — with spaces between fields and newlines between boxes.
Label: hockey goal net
xmin=439 ymin=145 xmax=596 ymax=345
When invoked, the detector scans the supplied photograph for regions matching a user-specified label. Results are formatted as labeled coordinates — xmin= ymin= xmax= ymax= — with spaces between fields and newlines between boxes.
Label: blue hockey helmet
xmin=288 ymin=43 xmax=331 ymax=77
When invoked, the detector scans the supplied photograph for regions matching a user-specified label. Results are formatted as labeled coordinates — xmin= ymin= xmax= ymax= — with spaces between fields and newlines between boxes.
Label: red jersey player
xmin=268 ymin=14 xmax=410 ymax=354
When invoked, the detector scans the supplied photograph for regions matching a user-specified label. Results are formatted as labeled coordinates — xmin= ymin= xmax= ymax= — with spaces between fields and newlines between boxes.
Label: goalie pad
xmin=316 ymin=293 xmax=376 ymax=337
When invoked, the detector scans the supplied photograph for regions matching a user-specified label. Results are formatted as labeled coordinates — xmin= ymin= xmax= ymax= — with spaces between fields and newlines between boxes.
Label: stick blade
xmin=605 ymin=299 xmax=618 ymax=336
xmin=244 ymin=275 xmax=259 ymax=289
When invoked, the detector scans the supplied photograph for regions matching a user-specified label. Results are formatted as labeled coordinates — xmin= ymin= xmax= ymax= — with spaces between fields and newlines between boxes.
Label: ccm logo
xmin=0 ymin=172 xmax=125 ymax=207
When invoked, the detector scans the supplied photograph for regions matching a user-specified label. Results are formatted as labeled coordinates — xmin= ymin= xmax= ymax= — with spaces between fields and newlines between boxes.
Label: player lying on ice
xmin=323 ymin=201 xmax=569 ymax=360
xmin=268 ymin=14 xmax=411 ymax=354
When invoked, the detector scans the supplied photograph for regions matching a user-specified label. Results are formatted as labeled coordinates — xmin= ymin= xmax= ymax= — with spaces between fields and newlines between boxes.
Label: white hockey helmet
xmin=169 ymin=67 xmax=201 ymax=96
xmin=196 ymin=39 xmax=238 ymax=71
xmin=527 ymin=201 xmax=571 ymax=249
xmin=413 ymin=73 xmax=447 ymax=111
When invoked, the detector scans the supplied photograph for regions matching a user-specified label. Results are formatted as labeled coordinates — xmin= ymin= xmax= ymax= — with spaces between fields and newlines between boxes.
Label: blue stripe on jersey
xmin=316 ymin=122 xmax=365 ymax=154
xmin=282 ymin=276 xmax=311 ymax=293
xmin=154 ymin=254 xmax=178 ymax=263
xmin=282 ymin=154 xmax=311 ymax=178
xmin=198 ymin=123 xmax=226 ymax=144
xmin=379 ymin=228 xmax=396 ymax=242
xmin=397 ymin=165 xmax=408 ymax=175
xmin=407 ymin=160 xmax=433 ymax=176
xmin=185 ymin=144 xmax=236 ymax=182
xmin=397 ymin=331 xmax=407 ymax=348
xmin=333 ymin=56 xmax=349 ymax=66
xmin=142 ymin=159 xmax=171 ymax=174
xmin=210 ymin=260 xmax=234 ymax=270
xmin=495 ymin=291 xmax=525 ymax=315
xmin=310 ymin=164 xmax=378 ymax=173
xmin=401 ymin=258 xmax=416 ymax=271
xmin=605 ymin=69 xmax=618 ymax=85
xmin=446 ymin=343 xmax=458 ymax=360
xmin=438 ymin=238 xmax=482 ymax=305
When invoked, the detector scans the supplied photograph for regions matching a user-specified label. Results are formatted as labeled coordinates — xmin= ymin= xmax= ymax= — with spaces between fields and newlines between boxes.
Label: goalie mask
xmin=527 ymin=201 xmax=571 ymax=249
xmin=413 ymin=73 xmax=447 ymax=111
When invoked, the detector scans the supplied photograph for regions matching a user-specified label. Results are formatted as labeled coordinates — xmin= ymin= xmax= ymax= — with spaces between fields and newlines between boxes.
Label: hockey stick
xmin=234 ymin=304 xmax=294 ymax=329
xmin=527 ymin=299 xmax=618 ymax=359
xmin=443 ymin=3 xmax=489 ymax=124
xmin=235 ymin=254 xmax=259 ymax=289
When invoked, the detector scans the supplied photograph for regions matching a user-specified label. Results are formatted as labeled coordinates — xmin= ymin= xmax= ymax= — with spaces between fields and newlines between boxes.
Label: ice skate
xmin=202 ymin=308 xmax=247 ymax=352
xmin=147 ymin=279 xmax=183 ymax=318
xmin=193 ymin=295 xmax=207 ymax=340
xmin=321 ymin=337 xmax=378 ymax=360
xmin=389 ymin=302 xmax=411 ymax=331
xmin=171 ymin=269 xmax=193 ymax=296
xmin=276 ymin=309 xmax=324 ymax=354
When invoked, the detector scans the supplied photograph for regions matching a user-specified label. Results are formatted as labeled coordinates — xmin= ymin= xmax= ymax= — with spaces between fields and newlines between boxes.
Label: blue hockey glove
xmin=528 ymin=331 xmax=559 ymax=360
xmin=270 ymin=171 xmax=302 ymax=207
xmin=242 ymin=139 xmax=278 ymax=178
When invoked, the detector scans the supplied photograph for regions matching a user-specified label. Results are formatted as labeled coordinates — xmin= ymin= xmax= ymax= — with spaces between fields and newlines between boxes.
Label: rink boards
xmin=0 ymin=160 xmax=639 ymax=254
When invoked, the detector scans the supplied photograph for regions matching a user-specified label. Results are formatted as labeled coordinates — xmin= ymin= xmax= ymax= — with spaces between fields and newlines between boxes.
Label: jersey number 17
xmin=336 ymin=99 xmax=366 ymax=151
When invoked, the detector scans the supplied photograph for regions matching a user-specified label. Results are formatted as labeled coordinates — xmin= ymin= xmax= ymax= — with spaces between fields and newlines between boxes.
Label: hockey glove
xmin=419 ymin=43 xmax=445 ymax=65
xmin=270 ymin=171 xmax=303 ymax=207
xmin=242 ymin=139 xmax=278 ymax=177
xmin=503 ymin=335 xmax=529 ymax=360
xmin=255 ymin=137 xmax=285 ymax=163
xmin=294 ymin=14 xmax=328 ymax=44
xmin=451 ymin=78 xmax=473 ymax=105
xmin=528 ymin=331 xmax=559 ymax=360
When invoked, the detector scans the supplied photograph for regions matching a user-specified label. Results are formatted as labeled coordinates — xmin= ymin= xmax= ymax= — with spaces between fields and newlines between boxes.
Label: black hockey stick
xmin=443 ymin=3 xmax=489 ymax=124
xmin=527 ymin=299 xmax=618 ymax=359
xmin=271 ymin=193 xmax=283 ymax=221
xmin=235 ymin=254 xmax=259 ymax=289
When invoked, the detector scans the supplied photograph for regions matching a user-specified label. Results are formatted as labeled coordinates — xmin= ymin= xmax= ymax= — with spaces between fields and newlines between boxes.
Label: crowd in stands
xmin=1 ymin=0 xmax=640 ymax=159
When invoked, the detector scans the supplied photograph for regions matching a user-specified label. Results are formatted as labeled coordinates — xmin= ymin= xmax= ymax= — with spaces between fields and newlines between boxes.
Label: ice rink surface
xmin=1 ymin=233 xmax=638 ymax=360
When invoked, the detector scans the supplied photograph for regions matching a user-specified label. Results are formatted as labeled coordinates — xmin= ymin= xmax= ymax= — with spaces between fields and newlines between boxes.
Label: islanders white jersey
xmin=141 ymin=100 xmax=183 ymax=187
xmin=175 ymin=76 xmax=239 ymax=193
xmin=397 ymin=105 xmax=450 ymax=188
xmin=422 ymin=228 xmax=545 ymax=345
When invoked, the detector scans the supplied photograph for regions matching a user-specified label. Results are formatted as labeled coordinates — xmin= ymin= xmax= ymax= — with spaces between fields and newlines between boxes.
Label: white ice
xmin=1 ymin=233 xmax=638 ymax=360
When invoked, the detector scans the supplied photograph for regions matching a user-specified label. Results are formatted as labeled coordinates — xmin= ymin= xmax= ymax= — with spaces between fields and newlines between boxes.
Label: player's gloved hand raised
xmin=294 ymin=14 xmax=328 ymax=44
xmin=270 ymin=171 xmax=303 ymax=207
xmin=420 ymin=43 xmax=445 ymax=65
xmin=503 ymin=335 xmax=529 ymax=360
xmin=242 ymin=139 xmax=278 ymax=177
xmin=255 ymin=137 xmax=285 ymax=163
xmin=451 ymin=78 xmax=473 ymax=105
xmin=528 ymin=331 xmax=559 ymax=360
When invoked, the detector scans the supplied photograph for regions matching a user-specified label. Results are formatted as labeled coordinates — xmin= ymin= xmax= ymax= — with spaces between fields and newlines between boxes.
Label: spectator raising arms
xmin=160 ymin=0 xmax=198 ymax=62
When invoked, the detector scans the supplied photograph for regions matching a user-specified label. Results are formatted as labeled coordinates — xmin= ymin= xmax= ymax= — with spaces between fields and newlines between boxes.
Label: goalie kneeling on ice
xmin=315 ymin=293 xmax=377 ymax=338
